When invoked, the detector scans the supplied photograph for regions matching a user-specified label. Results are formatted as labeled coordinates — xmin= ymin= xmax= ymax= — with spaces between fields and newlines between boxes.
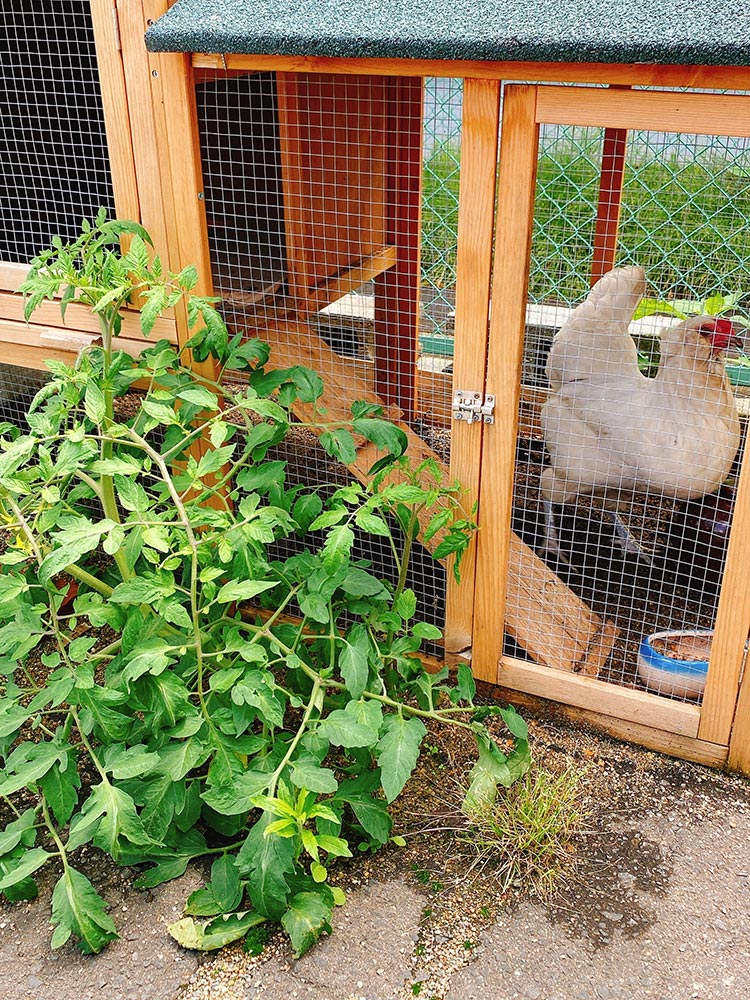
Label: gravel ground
xmin=1 ymin=710 xmax=749 ymax=1000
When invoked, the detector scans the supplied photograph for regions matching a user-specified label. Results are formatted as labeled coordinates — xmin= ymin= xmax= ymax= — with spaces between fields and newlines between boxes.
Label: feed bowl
xmin=637 ymin=629 xmax=711 ymax=700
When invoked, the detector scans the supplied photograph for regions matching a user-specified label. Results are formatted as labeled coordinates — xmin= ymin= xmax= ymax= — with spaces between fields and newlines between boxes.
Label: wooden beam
xmin=499 ymin=656 xmax=701 ymax=738
xmin=728 ymin=647 xmax=750 ymax=775
xmin=116 ymin=0 xmax=174 ymax=259
xmin=144 ymin=11 xmax=220 ymax=384
xmin=374 ymin=77 xmax=424 ymax=420
xmin=89 ymin=0 xmax=141 ymax=223
xmin=535 ymin=86 xmax=750 ymax=138
xmin=492 ymin=682 xmax=728 ymax=770
xmin=591 ymin=125 xmax=628 ymax=286
xmin=306 ymin=245 xmax=397 ymax=311
xmin=0 ymin=291 xmax=177 ymax=344
xmin=0 ymin=318 xmax=159 ymax=364
xmin=192 ymin=54 xmax=750 ymax=91
xmin=445 ymin=78 xmax=501 ymax=654
xmin=473 ymin=85 xmax=539 ymax=680
xmin=699 ymin=427 xmax=750 ymax=746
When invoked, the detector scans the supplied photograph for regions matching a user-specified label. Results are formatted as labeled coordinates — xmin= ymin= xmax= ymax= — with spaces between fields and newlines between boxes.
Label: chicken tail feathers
xmin=546 ymin=265 xmax=646 ymax=389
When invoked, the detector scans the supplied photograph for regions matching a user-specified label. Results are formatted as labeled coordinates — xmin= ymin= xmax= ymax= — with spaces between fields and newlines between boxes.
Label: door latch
xmin=452 ymin=390 xmax=495 ymax=425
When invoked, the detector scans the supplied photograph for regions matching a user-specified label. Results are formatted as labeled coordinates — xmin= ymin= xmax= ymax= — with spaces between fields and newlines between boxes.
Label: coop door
xmin=195 ymin=72 xmax=475 ymax=644
xmin=473 ymin=84 xmax=750 ymax=751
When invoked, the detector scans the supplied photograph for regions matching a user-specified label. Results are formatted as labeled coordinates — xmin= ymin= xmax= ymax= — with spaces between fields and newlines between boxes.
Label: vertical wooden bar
xmin=143 ymin=4 xmax=219 ymax=385
xmin=699 ymin=434 xmax=750 ymax=748
xmin=472 ymin=85 xmax=539 ymax=681
xmin=590 ymin=127 xmax=628 ymax=286
xmin=374 ymin=77 xmax=424 ymax=419
xmin=728 ymin=650 xmax=750 ymax=774
xmin=89 ymin=0 xmax=141 ymax=223
xmin=444 ymin=78 xmax=501 ymax=654
xmin=115 ymin=0 xmax=173 ymax=261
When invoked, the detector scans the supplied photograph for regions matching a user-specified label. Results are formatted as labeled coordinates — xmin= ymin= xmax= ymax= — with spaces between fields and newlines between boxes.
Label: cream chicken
xmin=540 ymin=266 xmax=741 ymax=561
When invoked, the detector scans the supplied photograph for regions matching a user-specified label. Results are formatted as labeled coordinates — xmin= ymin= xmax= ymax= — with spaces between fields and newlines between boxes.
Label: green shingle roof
xmin=145 ymin=0 xmax=750 ymax=66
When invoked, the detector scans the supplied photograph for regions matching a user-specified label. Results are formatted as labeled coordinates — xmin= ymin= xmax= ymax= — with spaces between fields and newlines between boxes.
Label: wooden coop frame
xmin=2 ymin=1 xmax=750 ymax=773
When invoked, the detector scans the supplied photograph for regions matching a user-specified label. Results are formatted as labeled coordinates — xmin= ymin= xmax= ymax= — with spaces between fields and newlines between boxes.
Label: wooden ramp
xmin=241 ymin=306 xmax=616 ymax=675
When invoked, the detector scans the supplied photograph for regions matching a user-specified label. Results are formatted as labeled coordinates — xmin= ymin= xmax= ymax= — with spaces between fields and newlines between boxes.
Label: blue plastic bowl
xmin=637 ymin=629 xmax=710 ymax=700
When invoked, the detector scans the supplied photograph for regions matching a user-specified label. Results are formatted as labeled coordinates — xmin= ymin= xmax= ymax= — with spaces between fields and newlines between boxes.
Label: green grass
xmin=421 ymin=140 xmax=750 ymax=308
xmin=460 ymin=763 xmax=588 ymax=897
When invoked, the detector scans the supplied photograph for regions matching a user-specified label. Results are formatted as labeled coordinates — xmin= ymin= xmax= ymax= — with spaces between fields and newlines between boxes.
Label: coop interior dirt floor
xmin=2 ymin=694 xmax=749 ymax=1000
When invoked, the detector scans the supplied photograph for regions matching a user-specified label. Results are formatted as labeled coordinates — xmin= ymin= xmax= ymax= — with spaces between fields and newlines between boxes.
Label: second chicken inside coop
xmin=511 ymin=264 xmax=747 ymax=698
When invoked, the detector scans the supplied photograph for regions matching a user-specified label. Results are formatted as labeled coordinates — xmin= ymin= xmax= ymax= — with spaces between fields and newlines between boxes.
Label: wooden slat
xmin=116 ymin=0 xmax=173 ymax=259
xmin=504 ymin=536 xmax=617 ymax=674
xmin=374 ymin=77 xmax=423 ymax=420
xmin=0 ymin=318 xmax=157 ymax=363
xmin=89 ymin=0 xmax=141 ymax=223
xmin=728 ymin=649 xmax=750 ymax=774
xmin=193 ymin=54 xmax=750 ymax=91
xmin=492 ymin=682 xmax=729 ymax=770
xmin=591 ymin=125 xmax=628 ymax=286
xmin=536 ymin=86 xmax=750 ymax=138
xmin=499 ymin=656 xmax=701 ymax=738
xmin=0 ymin=262 xmax=31 ymax=293
xmin=307 ymin=245 xmax=397 ymax=311
xmin=698 ymin=429 xmax=750 ymax=746
xmin=0 ymin=291 xmax=177 ymax=344
xmin=473 ymin=85 xmax=539 ymax=679
xmin=444 ymin=78 xmax=501 ymax=654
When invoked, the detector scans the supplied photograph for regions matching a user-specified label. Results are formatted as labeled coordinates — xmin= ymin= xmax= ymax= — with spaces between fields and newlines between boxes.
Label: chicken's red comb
xmin=699 ymin=317 xmax=739 ymax=354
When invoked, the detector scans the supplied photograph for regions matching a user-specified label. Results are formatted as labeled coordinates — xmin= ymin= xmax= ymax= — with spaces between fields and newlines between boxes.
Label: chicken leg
xmin=540 ymin=501 xmax=655 ymax=566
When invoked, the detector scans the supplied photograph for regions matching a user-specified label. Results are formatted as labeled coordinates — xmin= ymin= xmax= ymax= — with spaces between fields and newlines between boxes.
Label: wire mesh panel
xmin=0 ymin=362 xmax=47 ymax=430
xmin=0 ymin=0 xmax=116 ymax=268
xmin=509 ymin=109 xmax=750 ymax=704
xmin=194 ymin=72 xmax=466 ymax=637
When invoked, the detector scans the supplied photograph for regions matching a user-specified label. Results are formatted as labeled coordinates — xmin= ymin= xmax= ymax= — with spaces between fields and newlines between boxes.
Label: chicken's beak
xmin=724 ymin=332 xmax=748 ymax=358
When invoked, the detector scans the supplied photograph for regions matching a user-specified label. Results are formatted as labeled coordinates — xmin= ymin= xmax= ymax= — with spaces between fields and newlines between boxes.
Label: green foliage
xmin=423 ymin=139 xmax=750 ymax=306
xmin=0 ymin=215 xmax=529 ymax=956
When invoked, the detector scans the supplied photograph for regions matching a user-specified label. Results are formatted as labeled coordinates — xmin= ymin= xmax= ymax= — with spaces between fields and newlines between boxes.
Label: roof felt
xmin=145 ymin=0 xmax=750 ymax=66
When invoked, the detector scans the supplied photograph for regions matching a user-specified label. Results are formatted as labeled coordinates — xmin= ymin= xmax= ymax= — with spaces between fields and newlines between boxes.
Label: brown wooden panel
xmin=0 ymin=291 xmax=177 ymax=343
xmin=473 ymin=85 xmax=539 ymax=679
xmin=0 ymin=317 xmax=160 ymax=364
xmin=699 ymin=426 xmax=750 ymax=747
xmin=728 ymin=650 xmax=750 ymax=774
xmin=277 ymin=73 xmax=389 ymax=302
xmin=493 ymin=681 xmax=728 ymax=770
xmin=90 ymin=0 xmax=140 ymax=224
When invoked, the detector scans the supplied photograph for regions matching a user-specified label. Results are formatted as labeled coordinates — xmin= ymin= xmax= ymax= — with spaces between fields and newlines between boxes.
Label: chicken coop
xmin=3 ymin=0 xmax=750 ymax=773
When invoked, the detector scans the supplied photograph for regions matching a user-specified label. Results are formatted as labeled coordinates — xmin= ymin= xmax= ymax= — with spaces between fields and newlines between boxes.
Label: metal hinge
xmin=452 ymin=390 xmax=495 ymax=425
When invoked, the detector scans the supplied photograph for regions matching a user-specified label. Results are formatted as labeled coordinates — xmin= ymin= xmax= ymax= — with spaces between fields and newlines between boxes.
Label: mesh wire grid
xmin=194 ymin=69 xmax=749 ymax=697
xmin=195 ymin=73 xmax=459 ymax=635
xmin=0 ymin=1 xmax=116 ymax=266
xmin=510 ymin=114 xmax=750 ymax=702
